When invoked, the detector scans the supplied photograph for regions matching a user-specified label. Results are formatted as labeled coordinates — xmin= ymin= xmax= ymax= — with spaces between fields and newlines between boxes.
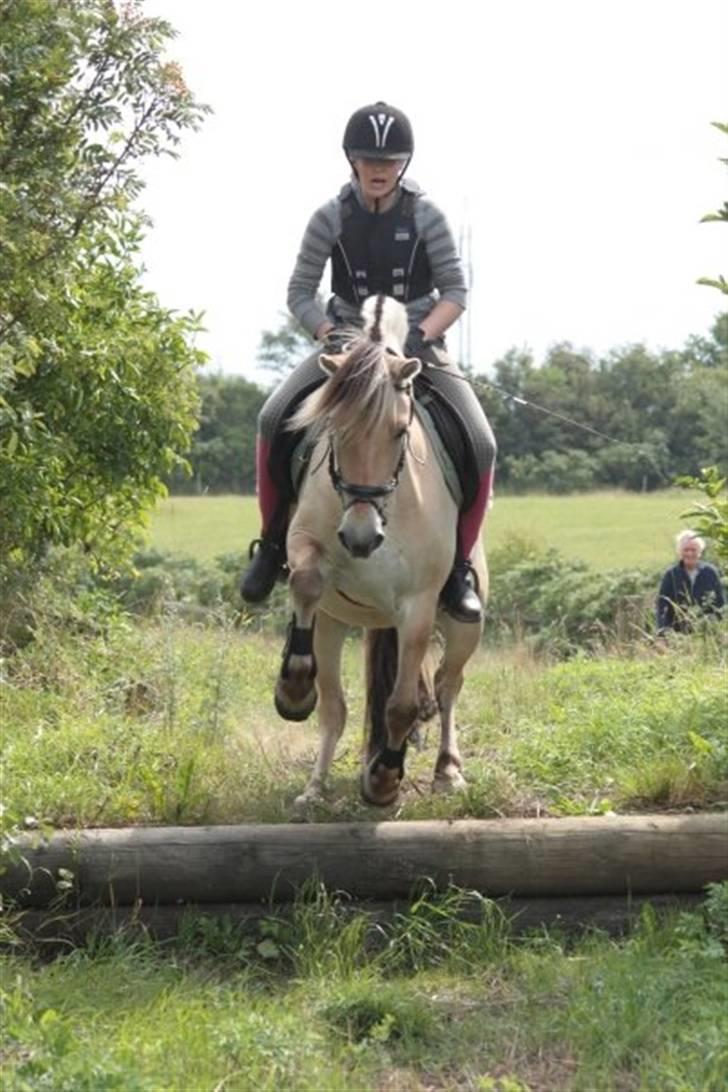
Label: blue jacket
xmin=656 ymin=561 xmax=725 ymax=632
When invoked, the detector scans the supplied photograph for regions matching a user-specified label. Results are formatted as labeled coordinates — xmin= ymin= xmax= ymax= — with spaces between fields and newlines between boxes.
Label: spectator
xmin=656 ymin=530 xmax=725 ymax=633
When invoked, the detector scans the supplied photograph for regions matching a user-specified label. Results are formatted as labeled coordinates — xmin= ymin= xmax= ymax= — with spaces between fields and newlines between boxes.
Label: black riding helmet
xmin=343 ymin=101 xmax=414 ymax=162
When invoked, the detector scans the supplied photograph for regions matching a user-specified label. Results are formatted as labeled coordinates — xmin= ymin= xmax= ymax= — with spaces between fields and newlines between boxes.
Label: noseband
xmin=327 ymin=382 xmax=414 ymax=524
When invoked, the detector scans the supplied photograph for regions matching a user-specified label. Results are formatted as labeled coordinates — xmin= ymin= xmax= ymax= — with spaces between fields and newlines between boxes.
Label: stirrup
xmin=248 ymin=537 xmax=287 ymax=571
xmin=459 ymin=558 xmax=481 ymax=594
xmin=248 ymin=537 xmax=273 ymax=559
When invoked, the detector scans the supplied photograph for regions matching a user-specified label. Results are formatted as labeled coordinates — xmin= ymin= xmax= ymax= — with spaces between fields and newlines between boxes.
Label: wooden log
xmin=3 ymin=815 xmax=726 ymax=908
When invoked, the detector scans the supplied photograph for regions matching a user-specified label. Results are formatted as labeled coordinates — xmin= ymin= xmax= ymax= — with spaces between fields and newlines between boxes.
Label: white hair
xmin=675 ymin=529 xmax=705 ymax=555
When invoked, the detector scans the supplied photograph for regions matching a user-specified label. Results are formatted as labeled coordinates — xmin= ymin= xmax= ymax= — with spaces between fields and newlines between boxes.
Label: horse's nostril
xmin=371 ymin=533 xmax=384 ymax=553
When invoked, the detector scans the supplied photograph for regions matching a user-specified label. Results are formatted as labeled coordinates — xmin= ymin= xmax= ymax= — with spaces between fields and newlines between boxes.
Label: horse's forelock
xmin=289 ymin=338 xmax=393 ymax=442
xmin=323 ymin=339 xmax=391 ymax=442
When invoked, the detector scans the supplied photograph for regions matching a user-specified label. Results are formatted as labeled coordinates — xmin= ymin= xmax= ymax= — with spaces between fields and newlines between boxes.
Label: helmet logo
xmin=368 ymin=113 xmax=395 ymax=148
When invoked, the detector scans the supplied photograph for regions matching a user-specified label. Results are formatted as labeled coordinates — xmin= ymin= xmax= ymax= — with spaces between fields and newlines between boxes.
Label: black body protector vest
xmin=330 ymin=183 xmax=434 ymax=306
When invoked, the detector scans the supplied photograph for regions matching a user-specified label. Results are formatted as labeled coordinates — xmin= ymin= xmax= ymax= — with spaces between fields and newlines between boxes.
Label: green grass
xmin=3 ymin=617 xmax=726 ymax=830
xmin=148 ymin=489 xmax=701 ymax=570
xmin=2 ymin=888 xmax=728 ymax=1090
xmin=149 ymin=494 xmax=254 ymax=562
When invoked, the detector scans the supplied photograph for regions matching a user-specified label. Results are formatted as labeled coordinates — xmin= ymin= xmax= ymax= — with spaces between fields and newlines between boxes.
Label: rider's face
xmin=353 ymin=157 xmax=406 ymax=203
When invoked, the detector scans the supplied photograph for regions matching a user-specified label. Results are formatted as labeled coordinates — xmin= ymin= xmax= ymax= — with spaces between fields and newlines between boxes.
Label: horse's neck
xmin=400 ymin=417 xmax=456 ymax=512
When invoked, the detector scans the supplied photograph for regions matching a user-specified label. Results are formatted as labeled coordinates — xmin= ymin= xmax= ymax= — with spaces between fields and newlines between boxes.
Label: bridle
xmin=326 ymin=379 xmax=415 ymax=525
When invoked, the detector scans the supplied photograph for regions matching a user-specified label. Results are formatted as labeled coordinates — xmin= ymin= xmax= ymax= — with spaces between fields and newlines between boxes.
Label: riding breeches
xmin=254 ymin=342 xmax=496 ymax=559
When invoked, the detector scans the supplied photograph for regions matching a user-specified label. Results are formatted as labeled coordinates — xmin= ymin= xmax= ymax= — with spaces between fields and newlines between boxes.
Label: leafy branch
xmin=677 ymin=467 xmax=728 ymax=567
xmin=697 ymin=121 xmax=728 ymax=296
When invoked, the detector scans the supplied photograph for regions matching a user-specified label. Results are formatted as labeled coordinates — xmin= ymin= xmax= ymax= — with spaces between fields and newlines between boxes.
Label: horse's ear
xmin=318 ymin=353 xmax=345 ymax=376
xmin=396 ymin=357 xmax=422 ymax=384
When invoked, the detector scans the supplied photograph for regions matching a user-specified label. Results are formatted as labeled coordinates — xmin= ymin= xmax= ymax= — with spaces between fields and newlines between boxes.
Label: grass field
xmin=148 ymin=490 xmax=701 ymax=570
xmin=3 ymin=896 xmax=728 ymax=1091
xmin=4 ymin=619 xmax=726 ymax=829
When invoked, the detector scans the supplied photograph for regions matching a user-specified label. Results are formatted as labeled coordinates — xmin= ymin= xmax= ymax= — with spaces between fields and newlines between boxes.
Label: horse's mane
xmin=289 ymin=336 xmax=395 ymax=445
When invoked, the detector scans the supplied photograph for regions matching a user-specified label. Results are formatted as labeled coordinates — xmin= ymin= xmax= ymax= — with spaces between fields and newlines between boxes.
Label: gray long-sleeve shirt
xmin=287 ymin=178 xmax=467 ymax=336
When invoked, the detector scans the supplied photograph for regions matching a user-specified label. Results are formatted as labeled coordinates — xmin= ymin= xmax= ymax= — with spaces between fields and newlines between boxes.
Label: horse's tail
xmin=364 ymin=629 xmax=438 ymax=760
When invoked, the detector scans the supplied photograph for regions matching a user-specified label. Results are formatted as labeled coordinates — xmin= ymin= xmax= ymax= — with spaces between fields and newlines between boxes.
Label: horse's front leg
xmin=274 ymin=535 xmax=324 ymax=722
xmin=362 ymin=601 xmax=435 ymax=807
xmin=293 ymin=612 xmax=348 ymax=810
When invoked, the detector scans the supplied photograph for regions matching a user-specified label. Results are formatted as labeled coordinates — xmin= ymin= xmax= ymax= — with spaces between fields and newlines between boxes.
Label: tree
xmin=257 ymin=312 xmax=314 ymax=379
xmin=472 ymin=348 xmax=536 ymax=470
xmin=0 ymin=0 xmax=209 ymax=565
xmin=472 ymin=323 xmax=726 ymax=492
xmin=168 ymin=374 xmax=266 ymax=494
xmin=681 ymin=313 xmax=728 ymax=370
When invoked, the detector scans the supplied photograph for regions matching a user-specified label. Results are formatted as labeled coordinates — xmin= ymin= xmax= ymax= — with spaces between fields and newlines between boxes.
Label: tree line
xmin=170 ymin=312 xmax=727 ymax=495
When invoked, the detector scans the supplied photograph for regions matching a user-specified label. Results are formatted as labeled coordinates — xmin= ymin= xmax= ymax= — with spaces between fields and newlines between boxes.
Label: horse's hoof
xmin=274 ymin=684 xmax=317 ymax=722
xmin=432 ymin=769 xmax=467 ymax=794
xmin=291 ymin=789 xmax=323 ymax=816
xmin=359 ymin=768 xmax=401 ymax=808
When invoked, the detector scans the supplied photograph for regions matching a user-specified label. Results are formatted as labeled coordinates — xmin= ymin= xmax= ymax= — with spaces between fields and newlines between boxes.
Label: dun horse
xmin=274 ymin=295 xmax=487 ymax=808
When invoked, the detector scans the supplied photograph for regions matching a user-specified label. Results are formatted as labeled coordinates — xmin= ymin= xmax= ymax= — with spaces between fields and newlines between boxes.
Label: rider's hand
xmin=404 ymin=326 xmax=432 ymax=359
xmin=320 ymin=328 xmax=351 ymax=355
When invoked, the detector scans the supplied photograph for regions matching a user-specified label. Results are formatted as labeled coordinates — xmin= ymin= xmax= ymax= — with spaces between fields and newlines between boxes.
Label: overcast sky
xmin=139 ymin=0 xmax=727 ymax=383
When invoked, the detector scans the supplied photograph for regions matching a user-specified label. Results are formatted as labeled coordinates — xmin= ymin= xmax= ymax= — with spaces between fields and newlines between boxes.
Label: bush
xmin=486 ymin=535 xmax=656 ymax=653
xmin=1 ymin=534 xmax=665 ymax=662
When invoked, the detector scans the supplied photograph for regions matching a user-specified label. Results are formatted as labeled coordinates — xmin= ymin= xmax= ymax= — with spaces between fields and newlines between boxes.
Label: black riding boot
xmin=240 ymin=536 xmax=287 ymax=604
xmin=439 ymin=558 xmax=482 ymax=624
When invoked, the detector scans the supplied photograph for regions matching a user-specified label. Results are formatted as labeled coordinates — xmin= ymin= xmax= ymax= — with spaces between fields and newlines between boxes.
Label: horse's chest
xmin=326 ymin=547 xmax=410 ymax=620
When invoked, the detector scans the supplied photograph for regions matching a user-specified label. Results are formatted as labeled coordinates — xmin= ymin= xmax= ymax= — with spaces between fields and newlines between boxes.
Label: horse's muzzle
xmin=337 ymin=505 xmax=385 ymax=558
xmin=339 ymin=530 xmax=385 ymax=558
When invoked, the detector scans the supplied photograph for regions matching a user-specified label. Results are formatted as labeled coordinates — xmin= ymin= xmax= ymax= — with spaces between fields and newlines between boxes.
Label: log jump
xmin=4 ymin=814 xmax=727 ymax=910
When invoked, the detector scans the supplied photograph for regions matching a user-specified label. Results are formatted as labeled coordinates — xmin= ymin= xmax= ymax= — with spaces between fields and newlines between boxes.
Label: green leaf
xmin=256 ymin=938 xmax=280 ymax=960
xmin=688 ymin=731 xmax=713 ymax=756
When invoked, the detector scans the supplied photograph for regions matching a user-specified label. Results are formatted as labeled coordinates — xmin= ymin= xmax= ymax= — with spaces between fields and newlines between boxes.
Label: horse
xmin=274 ymin=294 xmax=487 ymax=808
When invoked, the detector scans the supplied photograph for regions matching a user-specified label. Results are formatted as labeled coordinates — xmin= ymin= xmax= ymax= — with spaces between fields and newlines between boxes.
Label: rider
xmin=241 ymin=101 xmax=496 ymax=623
